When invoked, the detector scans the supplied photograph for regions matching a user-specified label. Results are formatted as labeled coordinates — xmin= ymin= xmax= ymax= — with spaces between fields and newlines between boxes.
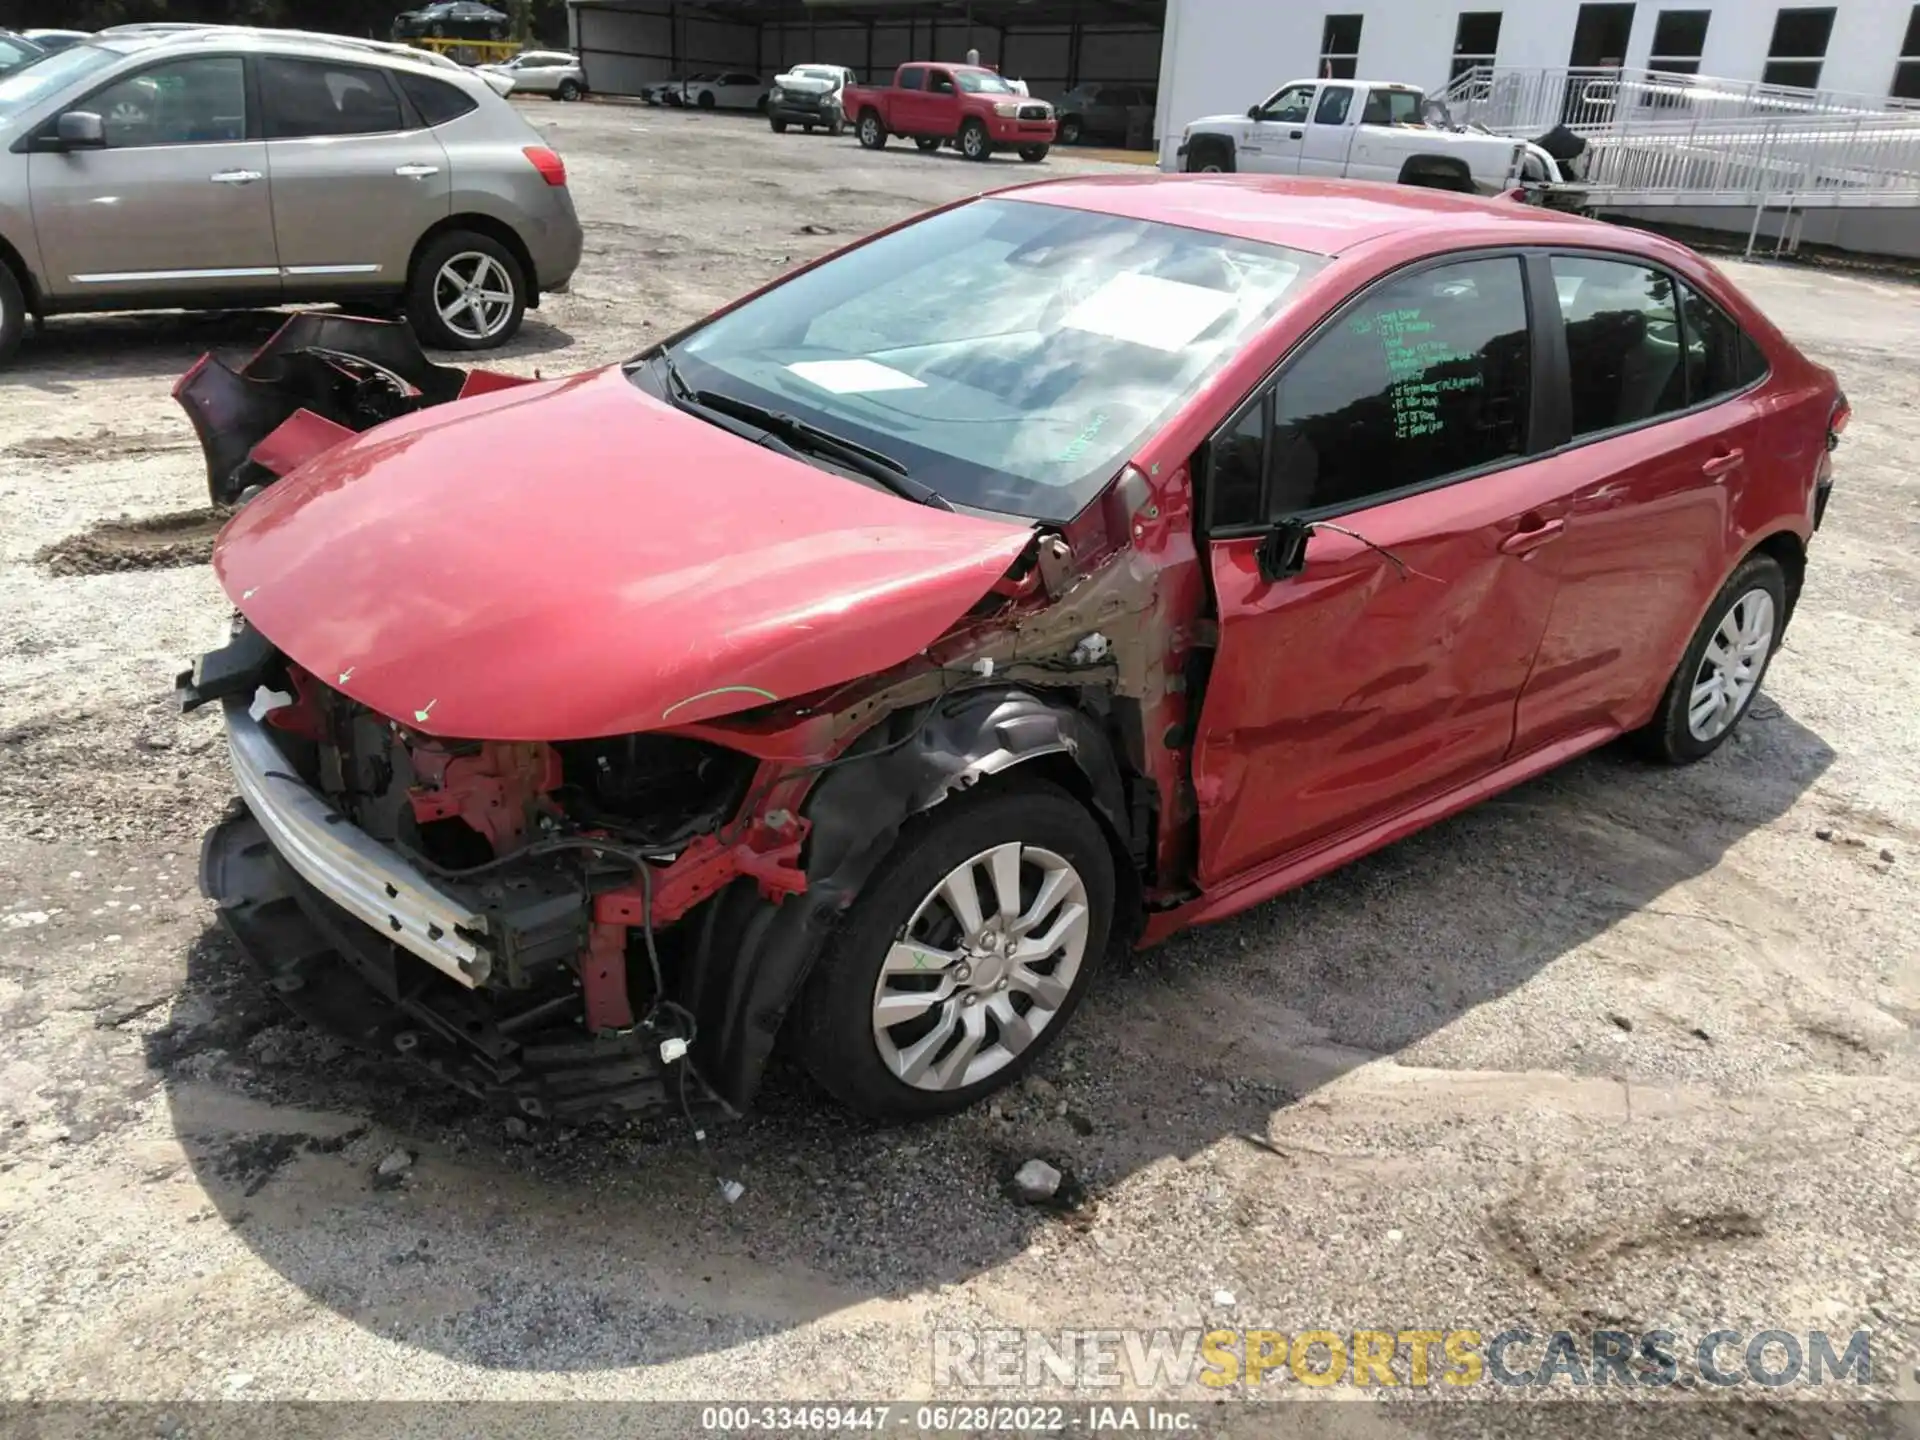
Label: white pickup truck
xmin=1170 ymin=78 xmax=1587 ymax=207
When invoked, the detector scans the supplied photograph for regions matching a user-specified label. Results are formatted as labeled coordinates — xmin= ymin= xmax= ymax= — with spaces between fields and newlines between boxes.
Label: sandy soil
xmin=1 ymin=103 xmax=1916 ymax=1426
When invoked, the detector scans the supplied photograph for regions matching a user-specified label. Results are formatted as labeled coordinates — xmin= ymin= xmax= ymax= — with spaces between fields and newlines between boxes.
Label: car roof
xmin=1007 ymin=174 xmax=1626 ymax=258
xmin=92 ymin=26 xmax=484 ymax=79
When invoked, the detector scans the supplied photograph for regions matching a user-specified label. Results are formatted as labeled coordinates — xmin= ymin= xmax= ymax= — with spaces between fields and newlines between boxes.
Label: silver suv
xmin=0 ymin=28 xmax=583 ymax=364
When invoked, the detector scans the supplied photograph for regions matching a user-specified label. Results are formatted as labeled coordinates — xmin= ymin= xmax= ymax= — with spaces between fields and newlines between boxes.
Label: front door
xmin=921 ymin=67 xmax=961 ymax=136
xmin=28 ymin=54 xmax=279 ymax=302
xmin=1193 ymin=255 xmax=1566 ymax=885
xmin=1238 ymin=82 xmax=1313 ymax=173
xmin=1512 ymin=256 xmax=1768 ymax=750
xmin=258 ymin=55 xmax=450 ymax=296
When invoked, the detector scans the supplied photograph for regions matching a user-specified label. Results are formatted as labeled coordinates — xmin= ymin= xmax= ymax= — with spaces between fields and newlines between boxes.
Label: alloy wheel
xmin=870 ymin=842 xmax=1090 ymax=1092
xmin=432 ymin=252 xmax=516 ymax=343
xmin=1687 ymin=588 xmax=1775 ymax=741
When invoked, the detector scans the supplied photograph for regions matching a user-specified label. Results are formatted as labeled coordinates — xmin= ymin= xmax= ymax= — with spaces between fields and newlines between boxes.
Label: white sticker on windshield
xmin=1059 ymin=272 xmax=1240 ymax=352
xmin=786 ymin=358 xmax=927 ymax=394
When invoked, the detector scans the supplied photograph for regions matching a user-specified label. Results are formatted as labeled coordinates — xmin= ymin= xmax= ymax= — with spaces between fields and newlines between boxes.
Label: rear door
xmin=28 ymin=53 xmax=279 ymax=302
xmin=1192 ymin=254 xmax=1568 ymax=885
xmin=260 ymin=54 xmax=450 ymax=295
xmin=1238 ymin=82 xmax=1313 ymax=173
xmin=889 ymin=65 xmax=929 ymax=131
xmin=1511 ymin=254 xmax=1771 ymax=749
xmin=1298 ymin=83 xmax=1356 ymax=175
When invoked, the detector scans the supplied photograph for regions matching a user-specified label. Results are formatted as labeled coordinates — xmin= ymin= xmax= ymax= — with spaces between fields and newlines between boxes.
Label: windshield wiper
xmin=651 ymin=352 xmax=952 ymax=511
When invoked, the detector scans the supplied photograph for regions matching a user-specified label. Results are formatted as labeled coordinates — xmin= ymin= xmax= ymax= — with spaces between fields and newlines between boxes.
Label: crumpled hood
xmin=775 ymin=72 xmax=837 ymax=95
xmin=214 ymin=366 xmax=1033 ymax=741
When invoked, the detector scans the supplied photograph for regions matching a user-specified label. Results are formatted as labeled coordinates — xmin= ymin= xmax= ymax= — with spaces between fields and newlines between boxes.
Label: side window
xmin=1261 ymin=84 xmax=1314 ymax=123
xmin=262 ymin=57 xmax=404 ymax=139
xmin=1679 ymin=282 xmax=1769 ymax=399
xmin=399 ymin=71 xmax=478 ymax=126
xmin=1212 ymin=257 xmax=1531 ymax=526
xmin=89 ymin=57 xmax=247 ymax=148
xmin=1549 ymin=255 xmax=1687 ymax=436
xmin=897 ymin=66 xmax=925 ymax=91
xmin=1314 ymin=86 xmax=1354 ymax=124
xmin=929 ymin=69 xmax=957 ymax=95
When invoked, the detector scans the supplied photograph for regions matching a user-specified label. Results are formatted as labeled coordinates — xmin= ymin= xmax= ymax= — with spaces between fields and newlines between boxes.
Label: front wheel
xmin=857 ymin=111 xmax=887 ymax=148
xmin=1058 ymin=115 xmax=1083 ymax=145
xmin=1635 ymin=552 xmax=1788 ymax=764
xmin=1019 ymin=144 xmax=1049 ymax=163
xmin=795 ymin=783 xmax=1114 ymax=1121
xmin=407 ymin=230 xmax=526 ymax=350
xmin=960 ymin=119 xmax=991 ymax=161
xmin=827 ymin=111 xmax=845 ymax=137
xmin=697 ymin=90 xmax=716 ymax=110
xmin=770 ymin=116 xmax=787 ymax=133
xmin=0 ymin=262 xmax=26 ymax=368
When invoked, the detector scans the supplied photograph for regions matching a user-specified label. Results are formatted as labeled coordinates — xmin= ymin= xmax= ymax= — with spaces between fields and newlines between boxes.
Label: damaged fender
xmin=174 ymin=313 xmax=534 ymax=505
xmin=683 ymin=686 xmax=1133 ymax=1110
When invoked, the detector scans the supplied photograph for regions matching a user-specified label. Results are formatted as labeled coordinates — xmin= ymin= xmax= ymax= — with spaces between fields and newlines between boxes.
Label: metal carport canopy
xmin=572 ymin=0 xmax=1161 ymax=23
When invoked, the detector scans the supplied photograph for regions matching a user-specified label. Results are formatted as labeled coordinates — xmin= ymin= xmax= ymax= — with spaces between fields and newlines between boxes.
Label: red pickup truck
xmin=844 ymin=63 xmax=1056 ymax=162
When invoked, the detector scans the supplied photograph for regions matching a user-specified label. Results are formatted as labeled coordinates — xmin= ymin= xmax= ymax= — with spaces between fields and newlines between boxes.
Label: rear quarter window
xmin=399 ymin=70 xmax=479 ymax=125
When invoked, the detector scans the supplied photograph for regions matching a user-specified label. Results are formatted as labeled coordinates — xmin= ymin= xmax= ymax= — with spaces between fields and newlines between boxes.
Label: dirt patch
xmin=35 ymin=507 xmax=231 ymax=577
xmin=4 ymin=429 xmax=193 ymax=465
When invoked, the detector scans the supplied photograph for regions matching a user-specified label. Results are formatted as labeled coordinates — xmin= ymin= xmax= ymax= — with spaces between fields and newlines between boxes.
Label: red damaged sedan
xmin=177 ymin=177 xmax=1843 ymax=1125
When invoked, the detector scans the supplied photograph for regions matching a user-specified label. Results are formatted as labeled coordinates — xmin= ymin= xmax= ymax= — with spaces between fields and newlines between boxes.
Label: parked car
xmin=478 ymin=49 xmax=585 ymax=101
xmin=844 ymin=63 xmax=1055 ymax=162
xmin=682 ymin=70 xmax=766 ymax=111
xmin=767 ymin=63 xmax=854 ymax=135
xmin=0 ymin=31 xmax=46 ymax=76
xmin=1053 ymin=81 xmax=1154 ymax=146
xmin=1176 ymin=77 xmax=1585 ymax=207
xmin=174 ymin=177 xmax=1841 ymax=1128
xmin=391 ymin=2 xmax=509 ymax=42
xmin=0 ymin=27 xmax=581 ymax=364
xmin=24 ymin=30 xmax=92 ymax=55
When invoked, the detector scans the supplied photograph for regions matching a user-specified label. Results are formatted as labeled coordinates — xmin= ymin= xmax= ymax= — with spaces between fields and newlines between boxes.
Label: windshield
xmin=657 ymin=197 xmax=1324 ymax=522
xmin=0 ymin=43 xmax=117 ymax=121
xmin=956 ymin=70 xmax=1014 ymax=94
xmin=793 ymin=66 xmax=842 ymax=82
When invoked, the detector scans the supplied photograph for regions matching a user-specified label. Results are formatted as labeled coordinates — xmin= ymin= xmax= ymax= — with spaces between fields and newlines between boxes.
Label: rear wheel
xmin=407 ymin=230 xmax=526 ymax=350
xmin=914 ymin=136 xmax=942 ymax=153
xmin=0 ymin=263 xmax=25 ymax=368
xmin=960 ymin=119 xmax=991 ymax=161
xmin=796 ymin=783 xmax=1114 ymax=1121
xmin=1018 ymin=144 xmax=1049 ymax=163
xmin=858 ymin=111 xmax=887 ymax=148
xmin=1635 ymin=552 xmax=1787 ymax=764
xmin=556 ymin=79 xmax=582 ymax=101
xmin=697 ymin=90 xmax=716 ymax=110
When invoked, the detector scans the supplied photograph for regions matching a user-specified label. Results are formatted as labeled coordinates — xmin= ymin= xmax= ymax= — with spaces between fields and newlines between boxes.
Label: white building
xmin=1157 ymin=0 xmax=1920 ymax=163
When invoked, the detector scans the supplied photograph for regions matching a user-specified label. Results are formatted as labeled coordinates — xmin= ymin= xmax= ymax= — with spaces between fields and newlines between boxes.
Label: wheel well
xmin=409 ymin=215 xmax=539 ymax=304
xmin=1751 ymin=529 xmax=1807 ymax=631
xmin=1398 ymin=154 xmax=1476 ymax=192
xmin=1186 ymin=134 xmax=1235 ymax=171
xmin=0 ymin=233 xmax=41 ymax=316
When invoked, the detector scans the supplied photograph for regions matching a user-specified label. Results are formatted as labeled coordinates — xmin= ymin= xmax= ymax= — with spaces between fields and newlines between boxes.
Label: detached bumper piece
xmin=174 ymin=313 xmax=534 ymax=506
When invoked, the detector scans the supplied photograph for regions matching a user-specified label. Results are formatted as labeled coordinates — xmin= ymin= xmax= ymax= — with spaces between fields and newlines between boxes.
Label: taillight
xmin=523 ymin=145 xmax=567 ymax=186
xmin=1829 ymin=392 xmax=1850 ymax=450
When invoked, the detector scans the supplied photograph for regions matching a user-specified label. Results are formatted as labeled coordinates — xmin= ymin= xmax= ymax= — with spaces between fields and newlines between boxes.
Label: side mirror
xmin=1247 ymin=105 xmax=1262 ymax=120
xmin=55 ymin=111 xmax=106 ymax=149
xmin=1256 ymin=519 xmax=1311 ymax=583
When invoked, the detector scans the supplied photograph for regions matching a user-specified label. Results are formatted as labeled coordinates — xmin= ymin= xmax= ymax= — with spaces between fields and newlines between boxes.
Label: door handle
xmin=209 ymin=169 xmax=262 ymax=184
xmin=1499 ymin=516 xmax=1566 ymax=555
xmin=394 ymin=163 xmax=441 ymax=178
xmin=1701 ymin=447 xmax=1745 ymax=479
xmin=1290 ymin=128 xmax=1303 ymax=139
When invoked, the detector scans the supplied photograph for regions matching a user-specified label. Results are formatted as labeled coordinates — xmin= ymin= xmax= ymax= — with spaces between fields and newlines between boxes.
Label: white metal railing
xmin=1441 ymin=65 xmax=1920 ymax=212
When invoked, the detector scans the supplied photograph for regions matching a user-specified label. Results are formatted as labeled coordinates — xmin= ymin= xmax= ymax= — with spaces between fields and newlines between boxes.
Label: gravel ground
xmin=1 ymin=103 xmax=1917 ymax=1430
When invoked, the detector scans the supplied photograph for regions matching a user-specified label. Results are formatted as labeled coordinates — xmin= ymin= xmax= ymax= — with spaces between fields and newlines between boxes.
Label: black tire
xmin=756 ymin=95 xmax=768 ymax=114
xmin=857 ymin=110 xmax=887 ymax=148
xmin=697 ymin=90 xmax=716 ymax=110
xmin=406 ymin=229 xmax=526 ymax=351
xmin=827 ymin=111 xmax=845 ymax=137
xmin=1058 ymin=115 xmax=1083 ymax=145
xmin=770 ymin=116 xmax=787 ymax=133
xmin=795 ymin=782 xmax=1115 ymax=1121
xmin=0 ymin=263 xmax=25 ymax=368
xmin=1019 ymin=144 xmax=1049 ymax=163
xmin=1184 ymin=139 xmax=1233 ymax=173
xmin=960 ymin=118 xmax=991 ymax=161
xmin=1634 ymin=552 xmax=1788 ymax=764
xmin=556 ymin=79 xmax=582 ymax=102
xmin=803 ymin=123 xmax=814 ymax=133
xmin=914 ymin=136 xmax=941 ymax=153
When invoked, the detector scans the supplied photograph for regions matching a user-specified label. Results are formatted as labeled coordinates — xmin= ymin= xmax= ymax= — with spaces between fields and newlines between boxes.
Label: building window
xmin=1320 ymin=14 xmax=1363 ymax=80
xmin=1449 ymin=12 xmax=1503 ymax=81
xmin=1762 ymin=7 xmax=1835 ymax=89
xmin=1649 ymin=10 xmax=1710 ymax=75
xmin=1894 ymin=6 xmax=1920 ymax=100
